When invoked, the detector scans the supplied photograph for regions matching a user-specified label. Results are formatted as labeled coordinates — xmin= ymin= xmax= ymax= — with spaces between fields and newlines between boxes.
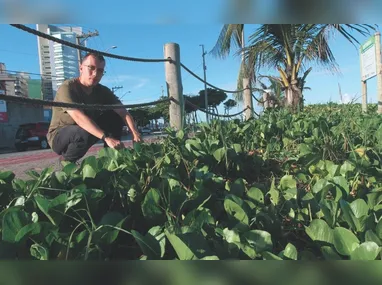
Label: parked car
xmin=14 ymin=122 xmax=50 ymax=151
xmin=140 ymin=127 xmax=152 ymax=134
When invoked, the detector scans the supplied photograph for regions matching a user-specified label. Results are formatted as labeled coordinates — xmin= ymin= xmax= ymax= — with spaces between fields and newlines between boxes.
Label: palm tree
xmin=212 ymin=24 xmax=376 ymax=111
xmin=257 ymin=68 xmax=312 ymax=110
xmin=210 ymin=24 xmax=248 ymax=101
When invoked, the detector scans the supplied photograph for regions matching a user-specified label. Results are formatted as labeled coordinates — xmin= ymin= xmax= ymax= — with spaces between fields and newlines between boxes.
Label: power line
xmin=1 ymin=69 xmax=61 ymax=78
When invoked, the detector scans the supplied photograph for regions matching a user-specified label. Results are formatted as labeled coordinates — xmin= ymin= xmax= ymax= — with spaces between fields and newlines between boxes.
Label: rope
xmin=9 ymin=24 xmax=271 ymax=112
xmin=0 ymin=94 xmax=172 ymax=110
xmin=184 ymin=99 xmax=247 ymax=118
xmin=180 ymin=63 xmax=264 ymax=94
xmin=10 ymin=24 xmax=171 ymax=63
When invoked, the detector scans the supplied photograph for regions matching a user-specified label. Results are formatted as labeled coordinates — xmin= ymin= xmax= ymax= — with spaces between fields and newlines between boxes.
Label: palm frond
xmin=210 ymin=24 xmax=244 ymax=59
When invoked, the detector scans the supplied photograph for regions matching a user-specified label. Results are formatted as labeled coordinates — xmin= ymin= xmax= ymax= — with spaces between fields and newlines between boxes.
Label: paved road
xmin=0 ymin=133 xmax=165 ymax=180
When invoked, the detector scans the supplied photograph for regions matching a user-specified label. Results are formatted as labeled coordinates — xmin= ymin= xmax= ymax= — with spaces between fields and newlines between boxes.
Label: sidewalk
xmin=0 ymin=136 xmax=163 ymax=180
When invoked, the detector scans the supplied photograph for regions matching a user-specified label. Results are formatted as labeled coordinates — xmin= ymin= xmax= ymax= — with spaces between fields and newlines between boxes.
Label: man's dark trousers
xmin=52 ymin=111 xmax=124 ymax=162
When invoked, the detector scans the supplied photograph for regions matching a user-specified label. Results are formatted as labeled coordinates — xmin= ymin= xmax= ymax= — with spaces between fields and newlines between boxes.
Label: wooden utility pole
xmin=164 ymin=43 xmax=184 ymax=131
xmin=112 ymin=86 xmax=123 ymax=94
xmin=200 ymin=44 xmax=209 ymax=123
xmin=76 ymin=30 xmax=99 ymax=63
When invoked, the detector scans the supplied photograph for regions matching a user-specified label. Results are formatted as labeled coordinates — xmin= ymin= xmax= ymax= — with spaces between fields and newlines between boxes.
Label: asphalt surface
xmin=0 ymin=133 xmax=165 ymax=180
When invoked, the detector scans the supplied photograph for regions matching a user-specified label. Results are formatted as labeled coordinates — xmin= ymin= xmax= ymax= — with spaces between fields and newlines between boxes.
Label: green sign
xmin=361 ymin=35 xmax=375 ymax=53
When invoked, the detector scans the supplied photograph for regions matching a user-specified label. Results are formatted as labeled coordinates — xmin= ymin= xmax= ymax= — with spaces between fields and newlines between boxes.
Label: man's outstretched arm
xmin=113 ymin=108 xmax=142 ymax=142
xmin=67 ymin=109 xmax=125 ymax=149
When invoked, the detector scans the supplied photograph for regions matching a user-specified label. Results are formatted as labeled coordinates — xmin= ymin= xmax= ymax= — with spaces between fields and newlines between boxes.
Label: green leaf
xmin=339 ymin=199 xmax=358 ymax=231
xmin=183 ymin=208 xmax=214 ymax=231
xmin=262 ymin=251 xmax=283 ymax=260
xmin=283 ymin=243 xmax=298 ymax=260
xmin=376 ymin=219 xmax=382 ymax=239
xmin=15 ymin=222 xmax=57 ymax=243
xmin=30 ymin=244 xmax=49 ymax=260
xmin=365 ymin=230 xmax=382 ymax=246
xmin=98 ymin=147 xmax=120 ymax=160
xmin=2 ymin=210 xmax=30 ymax=243
xmin=148 ymin=226 xmax=166 ymax=258
xmin=230 ymin=178 xmax=246 ymax=197
xmin=326 ymin=163 xmax=340 ymax=178
xmin=131 ymin=230 xmax=162 ymax=260
xmin=340 ymin=161 xmax=355 ymax=176
xmin=62 ymin=162 xmax=78 ymax=176
xmin=176 ymin=130 xmax=184 ymax=140
xmin=200 ymin=255 xmax=220 ymax=260
xmin=50 ymin=171 xmax=67 ymax=188
xmin=350 ymin=199 xmax=369 ymax=219
xmin=305 ymin=219 xmax=334 ymax=244
xmin=268 ymin=178 xmax=279 ymax=206
xmin=331 ymin=176 xmax=349 ymax=197
xmin=232 ymin=144 xmax=242 ymax=153
xmin=240 ymin=242 xmax=258 ymax=259
xmin=280 ymin=175 xmax=296 ymax=190
xmin=367 ymin=190 xmax=382 ymax=208
xmin=224 ymin=198 xmax=249 ymax=229
xmin=223 ymin=228 xmax=241 ymax=244
xmin=142 ymin=188 xmax=164 ymax=222
xmin=350 ymin=242 xmax=381 ymax=260
xmin=97 ymin=212 xmax=127 ymax=244
xmin=321 ymin=246 xmax=342 ymax=260
xmin=213 ymin=147 xmax=226 ymax=163
xmin=299 ymin=143 xmax=313 ymax=156
xmin=164 ymin=229 xmax=212 ymax=260
xmin=243 ymin=230 xmax=273 ymax=253
xmin=34 ymin=194 xmax=67 ymax=226
xmin=320 ymin=200 xmax=338 ymax=227
xmin=333 ymin=227 xmax=360 ymax=256
xmin=82 ymin=164 xmax=97 ymax=179
xmin=247 ymin=187 xmax=264 ymax=205
xmin=312 ymin=179 xmax=331 ymax=194
xmin=0 ymin=171 xmax=15 ymax=183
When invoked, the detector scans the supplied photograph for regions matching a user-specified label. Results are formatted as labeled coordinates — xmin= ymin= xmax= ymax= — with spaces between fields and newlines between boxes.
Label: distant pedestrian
xmin=47 ymin=52 xmax=141 ymax=163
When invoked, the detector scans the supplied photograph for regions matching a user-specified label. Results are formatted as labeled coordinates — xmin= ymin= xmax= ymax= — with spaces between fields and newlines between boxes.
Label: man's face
xmin=79 ymin=55 xmax=106 ymax=87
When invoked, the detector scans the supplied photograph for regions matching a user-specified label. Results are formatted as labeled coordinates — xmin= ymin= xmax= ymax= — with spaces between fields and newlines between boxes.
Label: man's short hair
xmin=81 ymin=52 xmax=105 ymax=64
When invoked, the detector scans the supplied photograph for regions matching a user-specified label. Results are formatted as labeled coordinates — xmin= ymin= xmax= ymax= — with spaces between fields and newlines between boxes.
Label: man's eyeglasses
xmin=83 ymin=65 xmax=106 ymax=75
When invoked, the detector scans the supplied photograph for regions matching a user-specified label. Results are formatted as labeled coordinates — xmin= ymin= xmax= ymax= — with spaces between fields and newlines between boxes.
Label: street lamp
xmin=104 ymin=46 xmax=117 ymax=53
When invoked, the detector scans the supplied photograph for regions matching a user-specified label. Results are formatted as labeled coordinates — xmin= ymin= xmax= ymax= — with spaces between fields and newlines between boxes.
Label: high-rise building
xmin=36 ymin=24 xmax=85 ymax=100
xmin=0 ymin=63 xmax=29 ymax=97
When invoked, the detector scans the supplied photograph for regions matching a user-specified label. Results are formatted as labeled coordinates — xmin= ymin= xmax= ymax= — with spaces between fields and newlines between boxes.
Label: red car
xmin=14 ymin=122 xmax=50 ymax=151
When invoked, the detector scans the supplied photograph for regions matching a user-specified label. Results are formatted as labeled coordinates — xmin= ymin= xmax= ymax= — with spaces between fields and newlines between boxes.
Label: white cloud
xmin=339 ymin=93 xmax=355 ymax=104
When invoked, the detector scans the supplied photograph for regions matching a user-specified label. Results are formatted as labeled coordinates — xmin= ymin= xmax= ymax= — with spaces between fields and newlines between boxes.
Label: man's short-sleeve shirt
xmin=47 ymin=78 xmax=122 ymax=147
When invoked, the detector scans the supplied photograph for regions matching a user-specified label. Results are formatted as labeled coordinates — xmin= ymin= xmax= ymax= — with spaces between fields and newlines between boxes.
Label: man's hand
xmin=104 ymin=137 xmax=125 ymax=150
xmin=132 ymin=131 xmax=142 ymax=142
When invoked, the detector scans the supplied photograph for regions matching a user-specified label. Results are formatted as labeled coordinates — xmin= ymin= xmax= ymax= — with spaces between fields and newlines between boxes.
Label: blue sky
xmin=1 ymin=22 xmax=381 ymax=120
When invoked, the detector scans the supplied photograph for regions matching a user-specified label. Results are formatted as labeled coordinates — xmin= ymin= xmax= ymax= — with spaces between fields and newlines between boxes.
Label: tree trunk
xmin=285 ymin=85 xmax=302 ymax=112
xmin=291 ymin=83 xmax=302 ymax=112
xmin=285 ymin=87 xmax=294 ymax=107
xmin=263 ymin=92 xmax=269 ymax=109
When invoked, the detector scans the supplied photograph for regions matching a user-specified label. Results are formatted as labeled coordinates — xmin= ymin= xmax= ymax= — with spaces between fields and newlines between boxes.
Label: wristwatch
xmin=101 ymin=133 xmax=108 ymax=142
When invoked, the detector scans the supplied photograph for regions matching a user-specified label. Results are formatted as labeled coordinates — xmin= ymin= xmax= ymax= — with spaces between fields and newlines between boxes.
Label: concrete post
xmin=362 ymin=80 xmax=367 ymax=113
xmin=375 ymin=32 xmax=382 ymax=114
xmin=243 ymin=78 xmax=253 ymax=120
xmin=164 ymin=43 xmax=184 ymax=131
